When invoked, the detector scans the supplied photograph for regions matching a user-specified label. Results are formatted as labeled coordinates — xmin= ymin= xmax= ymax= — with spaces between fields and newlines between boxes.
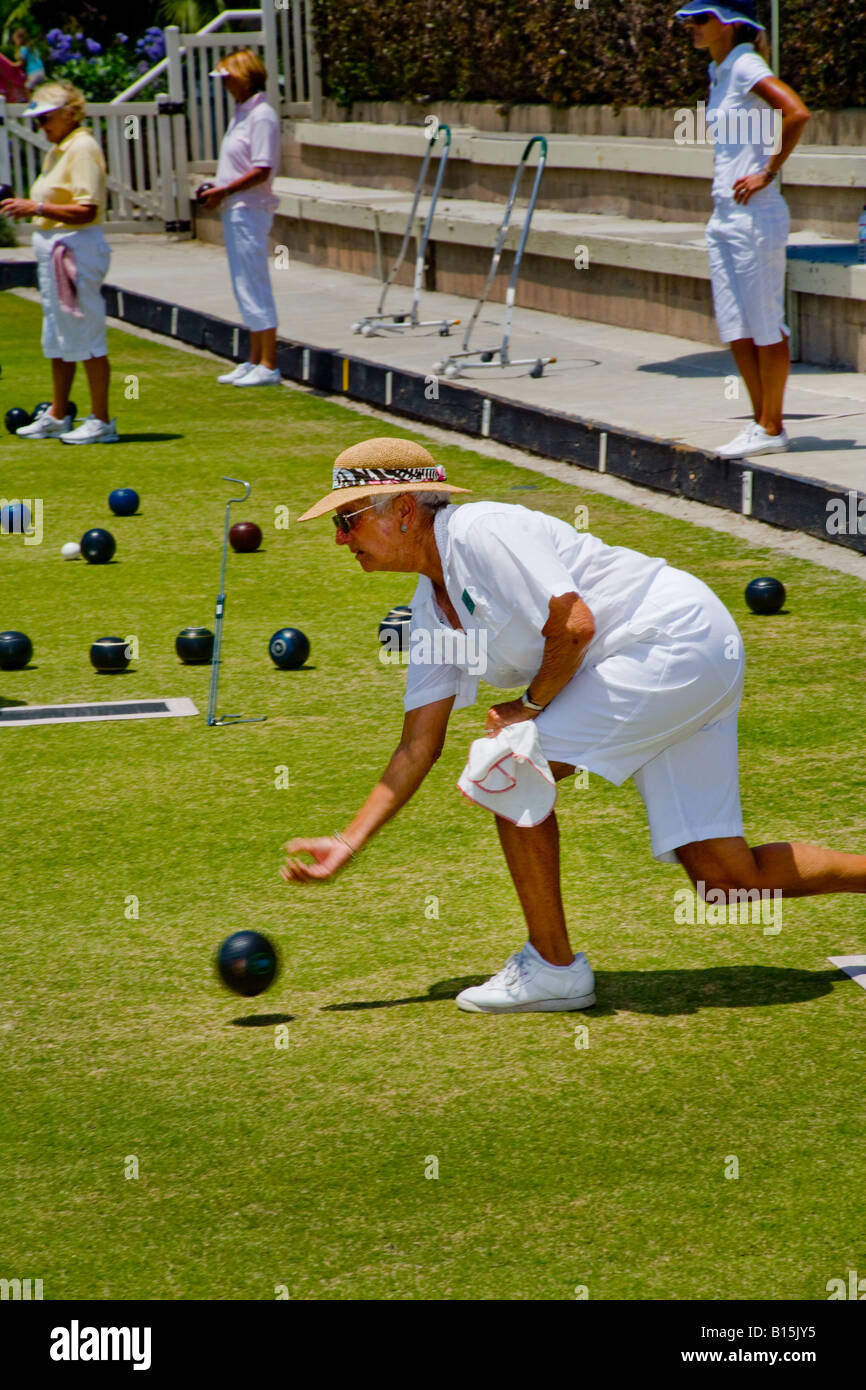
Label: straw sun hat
xmin=296 ymin=438 xmax=471 ymax=521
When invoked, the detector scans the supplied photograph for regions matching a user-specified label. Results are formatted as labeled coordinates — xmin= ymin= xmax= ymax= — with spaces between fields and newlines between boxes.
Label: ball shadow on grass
xmin=231 ymin=1013 xmax=295 ymax=1026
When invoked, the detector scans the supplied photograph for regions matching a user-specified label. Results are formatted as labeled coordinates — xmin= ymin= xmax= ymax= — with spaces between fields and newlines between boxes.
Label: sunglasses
xmin=332 ymin=502 xmax=377 ymax=534
xmin=684 ymin=14 xmax=713 ymax=24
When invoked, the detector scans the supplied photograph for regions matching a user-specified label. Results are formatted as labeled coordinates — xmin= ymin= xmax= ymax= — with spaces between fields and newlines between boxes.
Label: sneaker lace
xmin=488 ymin=950 xmax=529 ymax=991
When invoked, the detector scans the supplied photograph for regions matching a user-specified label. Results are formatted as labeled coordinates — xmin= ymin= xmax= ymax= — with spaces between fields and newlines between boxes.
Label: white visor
xmin=23 ymin=99 xmax=65 ymax=118
xmin=208 ymin=68 xmax=229 ymax=78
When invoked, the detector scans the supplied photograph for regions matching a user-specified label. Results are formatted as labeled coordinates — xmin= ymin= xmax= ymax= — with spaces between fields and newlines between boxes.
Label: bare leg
xmin=728 ymin=338 xmax=762 ymax=422
xmin=755 ymin=337 xmax=790 ymax=435
xmin=259 ymin=326 xmax=277 ymax=370
xmin=50 ymin=358 xmax=76 ymax=418
xmin=82 ymin=355 xmax=110 ymax=423
xmin=248 ymin=329 xmax=276 ymax=369
xmin=494 ymin=762 xmax=576 ymax=966
xmin=677 ymin=836 xmax=866 ymax=896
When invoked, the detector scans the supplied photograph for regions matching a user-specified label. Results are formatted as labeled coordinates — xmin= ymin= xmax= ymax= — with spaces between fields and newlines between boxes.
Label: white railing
xmin=0 ymin=94 xmax=186 ymax=232
xmin=113 ymin=5 xmax=319 ymax=121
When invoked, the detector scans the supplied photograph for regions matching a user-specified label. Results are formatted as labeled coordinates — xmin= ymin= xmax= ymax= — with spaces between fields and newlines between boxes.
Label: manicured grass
xmin=1 ymin=291 xmax=865 ymax=1300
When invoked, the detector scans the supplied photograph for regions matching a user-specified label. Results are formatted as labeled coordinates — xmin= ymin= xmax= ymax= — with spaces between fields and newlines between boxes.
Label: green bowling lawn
xmin=1 ymin=290 xmax=865 ymax=1300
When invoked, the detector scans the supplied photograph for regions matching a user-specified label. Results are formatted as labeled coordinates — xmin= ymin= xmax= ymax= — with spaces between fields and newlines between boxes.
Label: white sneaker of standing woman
xmin=741 ymin=424 xmax=789 ymax=456
xmin=16 ymin=410 xmax=74 ymax=438
xmin=59 ymin=415 xmax=119 ymax=444
xmin=716 ymin=423 xmax=760 ymax=458
xmin=233 ymin=364 xmax=281 ymax=387
xmin=217 ymin=361 xmax=255 ymax=384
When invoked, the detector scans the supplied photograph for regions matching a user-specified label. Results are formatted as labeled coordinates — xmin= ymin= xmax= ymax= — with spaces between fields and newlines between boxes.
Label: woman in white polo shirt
xmin=279 ymin=438 xmax=866 ymax=1016
xmin=675 ymin=1 xmax=810 ymax=459
xmin=0 ymin=80 xmax=117 ymax=443
xmin=199 ymin=48 xmax=281 ymax=387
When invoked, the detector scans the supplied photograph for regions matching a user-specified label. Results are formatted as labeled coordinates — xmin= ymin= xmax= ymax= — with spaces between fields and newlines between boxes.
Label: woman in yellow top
xmin=0 ymin=80 xmax=117 ymax=443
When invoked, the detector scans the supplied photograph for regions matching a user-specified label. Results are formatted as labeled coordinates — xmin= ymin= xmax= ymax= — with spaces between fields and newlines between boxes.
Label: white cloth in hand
xmin=457 ymin=720 xmax=556 ymax=827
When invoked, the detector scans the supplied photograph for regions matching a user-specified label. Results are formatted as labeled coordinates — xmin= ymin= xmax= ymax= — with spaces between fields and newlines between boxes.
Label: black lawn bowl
xmin=5 ymin=407 xmax=32 ymax=434
xmin=33 ymin=399 xmax=78 ymax=422
xmin=196 ymin=182 xmax=215 ymax=202
xmin=216 ymin=930 xmax=279 ymax=998
xmin=268 ymin=627 xmax=310 ymax=670
xmin=175 ymin=626 xmax=214 ymax=664
xmin=0 ymin=630 xmax=33 ymax=670
xmin=108 ymin=488 xmax=140 ymax=517
xmin=80 ymin=527 xmax=116 ymax=564
xmin=378 ymin=604 xmax=412 ymax=658
xmin=0 ymin=183 xmax=13 ymax=203
xmin=89 ymin=636 xmax=130 ymax=673
xmin=745 ymin=577 xmax=786 ymax=615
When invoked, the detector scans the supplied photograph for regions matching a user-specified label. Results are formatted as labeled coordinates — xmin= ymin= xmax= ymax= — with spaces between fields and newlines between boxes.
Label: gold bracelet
xmin=333 ymin=830 xmax=357 ymax=859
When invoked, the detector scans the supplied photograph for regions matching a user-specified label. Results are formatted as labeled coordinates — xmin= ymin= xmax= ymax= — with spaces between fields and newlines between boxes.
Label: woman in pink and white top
xmin=200 ymin=49 xmax=281 ymax=386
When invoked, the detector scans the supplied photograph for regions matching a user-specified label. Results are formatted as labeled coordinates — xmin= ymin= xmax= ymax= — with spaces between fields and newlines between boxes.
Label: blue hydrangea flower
xmin=85 ymin=38 xmax=102 ymax=55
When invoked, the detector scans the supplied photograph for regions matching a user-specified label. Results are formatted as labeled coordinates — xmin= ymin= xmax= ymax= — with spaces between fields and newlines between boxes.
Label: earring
xmin=400 ymin=524 xmax=408 ymax=532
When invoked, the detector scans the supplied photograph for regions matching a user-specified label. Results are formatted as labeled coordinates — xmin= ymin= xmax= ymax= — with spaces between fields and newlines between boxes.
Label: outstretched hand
xmin=280 ymin=835 xmax=355 ymax=884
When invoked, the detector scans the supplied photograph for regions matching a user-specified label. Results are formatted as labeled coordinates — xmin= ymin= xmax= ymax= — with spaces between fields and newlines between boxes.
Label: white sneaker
xmin=742 ymin=425 xmax=789 ymax=456
xmin=716 ymin=423 xmax=759 ymax=459
xmin=16 ymin=411 xmax=73 ymax=438
xmin=217 ymin=361 xmax=254 ymax=384
xmin=233 ymin=364 xmax=281 ymax=387
xmin=456 ymin=942 xmax=596 ymax=1014
xmin=59 ymin=415 xmax=119 ymax=445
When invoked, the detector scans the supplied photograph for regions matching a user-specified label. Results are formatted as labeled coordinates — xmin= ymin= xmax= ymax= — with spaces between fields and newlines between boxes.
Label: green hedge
xmin=311 ymin=0 xmax=866 ymax=110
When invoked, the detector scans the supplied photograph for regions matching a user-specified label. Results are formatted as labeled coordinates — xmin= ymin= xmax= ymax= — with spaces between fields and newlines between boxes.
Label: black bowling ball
xmin=176 ymin=627 xmax=214 ymax=664
xmin=80 ymin=528 xmax=116 ymax=564
xmin=0 ymin=630 xmax=32 ymax=670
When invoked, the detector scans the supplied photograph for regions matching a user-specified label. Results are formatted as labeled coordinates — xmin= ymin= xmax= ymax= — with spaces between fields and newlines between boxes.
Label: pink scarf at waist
xmin=52 ymin=240 xmax=84 ymax=317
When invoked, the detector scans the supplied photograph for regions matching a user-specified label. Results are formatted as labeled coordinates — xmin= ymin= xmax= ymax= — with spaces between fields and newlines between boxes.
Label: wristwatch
xmin=521 ymin=688 xmax=546 ymax=712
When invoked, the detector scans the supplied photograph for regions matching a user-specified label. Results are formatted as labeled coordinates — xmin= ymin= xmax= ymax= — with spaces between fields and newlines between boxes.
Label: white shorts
xmin=705 ymin=190 xmax=790 ymax=347
xmin=534 ymin=567 xmax=746 ymax=863
xmin=33 ymin=225 xmax=111 ymax=361
xmin=222 ymin=204 xmax=277 ymax=332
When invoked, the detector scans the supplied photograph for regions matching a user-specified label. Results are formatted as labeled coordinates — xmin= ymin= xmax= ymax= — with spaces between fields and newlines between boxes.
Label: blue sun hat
xmin=674 ymin=1 xmax=765 ymax=27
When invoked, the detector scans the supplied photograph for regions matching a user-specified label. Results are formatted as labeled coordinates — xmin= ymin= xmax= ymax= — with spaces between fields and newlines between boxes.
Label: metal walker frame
xmin=351 ymin=123 xmax=459 ymax=338
xmin=432 ymin=135 xmax=555 ymax=379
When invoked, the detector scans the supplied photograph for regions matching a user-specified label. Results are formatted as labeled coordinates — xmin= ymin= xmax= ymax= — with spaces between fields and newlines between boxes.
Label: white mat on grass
xmin=0 ymin=698 xmax=199 ymax=727
xmin=827 ymin=956 xmax=866 ymax=993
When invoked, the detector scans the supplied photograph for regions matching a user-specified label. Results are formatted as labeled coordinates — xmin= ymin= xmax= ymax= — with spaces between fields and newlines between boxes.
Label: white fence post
xmin=261 ymin=2 xmax=281 ymax=112
xmin=306 ymin=0 xmax=323 ymax=119
xmin=0 ymin=96 xmax=11 ymax=185
xmin=165 ymin=26 xmax=191 ymax=231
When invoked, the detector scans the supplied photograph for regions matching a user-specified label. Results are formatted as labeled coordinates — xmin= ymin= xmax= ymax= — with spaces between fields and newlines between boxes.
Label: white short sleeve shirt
xmin=216 ymin=92 xmax=280 ymax=211
xmin=707 ymin=43 xmax=777 ymax=199
xmin=403 ymin=502 xmax=668 ymax=712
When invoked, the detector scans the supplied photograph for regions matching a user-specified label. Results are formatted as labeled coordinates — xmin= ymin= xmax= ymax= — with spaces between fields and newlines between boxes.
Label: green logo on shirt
xmin=461 ymin=589 xmax=475 ymax=614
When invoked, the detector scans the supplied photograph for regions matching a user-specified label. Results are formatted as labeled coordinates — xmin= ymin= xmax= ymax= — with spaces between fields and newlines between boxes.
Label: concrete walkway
xmin=4 ymin=234 xmax=865 ymax=490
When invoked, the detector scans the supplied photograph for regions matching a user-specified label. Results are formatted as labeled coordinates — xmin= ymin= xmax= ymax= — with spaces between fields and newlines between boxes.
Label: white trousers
xmin=222 ymin=204 xmax=278 ymax=332
xmin=33 ymin=225 xmax=111 ymax=361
